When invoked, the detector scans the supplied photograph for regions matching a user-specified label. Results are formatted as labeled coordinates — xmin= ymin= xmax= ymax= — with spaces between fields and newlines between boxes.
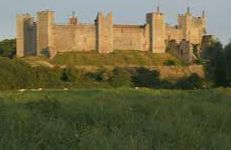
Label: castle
xmin=16 ymin=7 xmax=209 ymax=63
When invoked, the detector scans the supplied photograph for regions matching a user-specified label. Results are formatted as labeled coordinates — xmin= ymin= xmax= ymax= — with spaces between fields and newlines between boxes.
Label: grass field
xmin=1 ymin=88 xmax=231 ymax=150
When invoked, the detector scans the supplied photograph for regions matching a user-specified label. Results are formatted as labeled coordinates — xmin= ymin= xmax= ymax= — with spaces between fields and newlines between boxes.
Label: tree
xmin=203 ymin=40 xmax=227 ymax=86
xmin=224 ymin=42 xmax=231 ymax=85
xmin=0 ymin=39 xmax=16 ymax=58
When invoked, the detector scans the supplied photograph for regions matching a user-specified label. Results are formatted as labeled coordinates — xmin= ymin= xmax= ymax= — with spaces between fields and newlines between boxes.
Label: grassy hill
xmin=49 ymin=51 xmax=183 ymax=67
xmin=22 ymin=51 xmax=183 ymax=68
xmin=1 ymin=88 xmax=231 ymax=149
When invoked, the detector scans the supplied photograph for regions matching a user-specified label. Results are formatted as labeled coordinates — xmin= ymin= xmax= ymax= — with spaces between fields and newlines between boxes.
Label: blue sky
xmin=0 ymin=0 xmax=230 ymax=45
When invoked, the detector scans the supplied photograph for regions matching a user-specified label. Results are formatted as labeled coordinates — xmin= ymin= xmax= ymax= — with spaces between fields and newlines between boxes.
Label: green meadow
xmin=1 ymin=88 xmax=231 ymax=150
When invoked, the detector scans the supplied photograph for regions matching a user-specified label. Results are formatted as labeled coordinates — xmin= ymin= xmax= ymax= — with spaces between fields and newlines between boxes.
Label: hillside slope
xmin=21 ymin=51 xmax=204 ymax=80
xmin=49 ymin=51 xmax=183 ymax=67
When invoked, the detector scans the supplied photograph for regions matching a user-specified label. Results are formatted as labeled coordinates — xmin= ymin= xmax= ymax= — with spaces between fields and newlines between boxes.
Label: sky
xmin=0 ymin=0 xmax=230 ymax=45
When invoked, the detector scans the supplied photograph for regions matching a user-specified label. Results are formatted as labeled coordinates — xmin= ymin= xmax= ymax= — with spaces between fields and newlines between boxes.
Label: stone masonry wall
xmin=165 ymin=25 xmax=183 ymax=43
xmin=113 ymin=25 xmax=147 ymax=51
xmin=53 ymin=24 xmax=96 ymax=52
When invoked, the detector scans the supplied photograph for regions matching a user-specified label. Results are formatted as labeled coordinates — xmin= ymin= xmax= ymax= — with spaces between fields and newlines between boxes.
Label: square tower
xmin=96 ymin=12 xmax=114 ymax=53
xmin=146 ymin=7 xmax=166 ymax=53
xmin=16 ymin=14 xmax=36 ymax=57
xmin=178 ymin=7 xmax=192 ymax=41
xmin=178 ymin=7 xmax=206 ymax=44
xmin=36 ymin=11 xmax=55 ymax=57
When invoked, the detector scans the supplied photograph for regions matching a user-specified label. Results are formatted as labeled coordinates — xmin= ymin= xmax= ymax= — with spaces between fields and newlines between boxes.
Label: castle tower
xmin=178 ymin=8 xmax=207 ymax=44
xmin=16 ymin=14 xmax=36 ymax=57
xmin=69 ymin=11 xmax=78 ymax=25
xmin=146 ymin=6 xmax=166 ymax=53
xmin=201 ymin=10 xmax=207 ymax=35
xmin=96 ymin=12 xmax=113 ymax=53
xmin=178 ymin=7 xmax=192 ymax=41
xmin=36 ymin=11 xmax=55 ymax=57
xmin=16 ymin=14 xmax=29 ymax=57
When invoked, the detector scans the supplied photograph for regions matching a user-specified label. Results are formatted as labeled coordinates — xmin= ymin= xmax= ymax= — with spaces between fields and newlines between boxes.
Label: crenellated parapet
xmin=177 ymin=7 xmax=206 ymax=44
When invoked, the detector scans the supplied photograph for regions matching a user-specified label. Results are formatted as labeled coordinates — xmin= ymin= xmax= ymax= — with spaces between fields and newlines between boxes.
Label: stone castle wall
xmin=113 ymin=25 xmax=148 ymax=51
xmin=16 ymin=8 xmax=207 ymax=63
xmin=53 ymin=24 xmax=96 ymax=52
xmin=165 ymin=25 xmax=183 ymax=43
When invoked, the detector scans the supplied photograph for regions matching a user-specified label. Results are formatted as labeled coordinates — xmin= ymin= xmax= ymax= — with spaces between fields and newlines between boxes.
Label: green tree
xmin=203 ymin=40 xmax=227 ymax=86
xmin=0 ymin=39 xmax=16 ymax=58
xmin=224 ymin=42 xmax=231 ymax=85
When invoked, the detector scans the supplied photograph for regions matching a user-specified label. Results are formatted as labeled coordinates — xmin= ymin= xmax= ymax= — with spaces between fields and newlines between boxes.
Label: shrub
xmin=109 ymin=68 xmax=132 ymax=88
xmin=0 ymin=57 xmax=34 ymax=89
xmin=86 ymin=68 xmax=113 ymax=82
xmin=133 ymin=68 xmax=161 ymax=88
xmin=99 ymin=69 xmax=113 ymax=81
xmin=61 ymin=66 xmax=85 ymax=83
xmin=175 ymin=73 xmax=205 ymax=89
xmin=33 ymin=66 xmax=62 ymax=88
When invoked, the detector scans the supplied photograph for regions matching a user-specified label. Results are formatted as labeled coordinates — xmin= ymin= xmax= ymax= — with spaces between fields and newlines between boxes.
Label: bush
xmin=133 ymin=68 xmax=161 ymax=88
xmin=99 ymin=69 xmax=113 ymax=81
xmin=33 ymin=66 xmax=62 ymax=88
xmin=0 ymin=57 xmax=33 ymax=89
xmin=61 ymin=66 xmax=85 ymax=83
xmin=109 ymin=68 xmax=132 ymax=88
xmin=175 ymin=73 xmax=205 ymax=89
xmin=0 ymin=57 xmax=64 ymax=89
xmin=86 ymin=68 xmax=113 ymax=82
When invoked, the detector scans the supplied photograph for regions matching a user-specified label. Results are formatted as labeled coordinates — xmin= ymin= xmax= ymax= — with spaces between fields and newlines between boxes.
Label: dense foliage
xmin=0 ymin=39 xmax=16 ymax=58
xmin=202 ymin=40 xmax=231 ymax=86
xmin=1 ymin=88 xmax=231 ymax=149
xmin=0 ymin=57 xmax=206 ymax=90
xmin=0 ymin=57 xmax=62 ymax=89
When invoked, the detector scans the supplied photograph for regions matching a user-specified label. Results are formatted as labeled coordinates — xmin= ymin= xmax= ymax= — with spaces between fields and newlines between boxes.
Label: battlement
xmin=16 ymin=7 xmax=209 ymax=63
xmin=191 ymin=17 xmax=205 ymax=26
xmin=37 ymin=10 xmax=54 ymax=14
xmin=114 ymin=24 xmax=145 ymax=28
